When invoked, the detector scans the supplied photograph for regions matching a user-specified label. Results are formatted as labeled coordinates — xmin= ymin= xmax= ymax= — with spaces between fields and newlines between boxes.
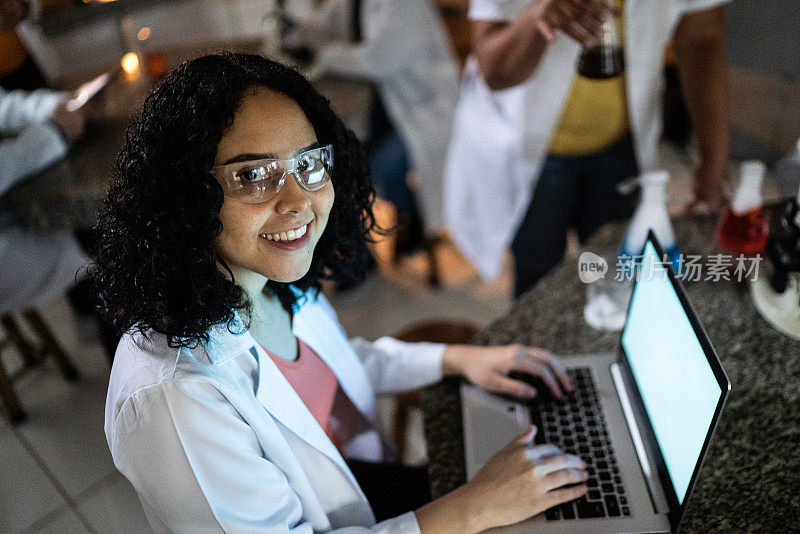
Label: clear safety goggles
xmin=211 ymin=144 xmax=333 ymax=204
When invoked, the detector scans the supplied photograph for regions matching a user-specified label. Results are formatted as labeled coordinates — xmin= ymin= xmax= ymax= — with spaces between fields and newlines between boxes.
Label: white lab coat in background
xmin=303 ymin=0 xmax=460 ymax=235
xmin=0 ymin=88 xmax=88 ymax=314
xmin=445 ymin=0 xmax=730 ymax=280
xmin=105 ymin=290 xmax=446 ymax=533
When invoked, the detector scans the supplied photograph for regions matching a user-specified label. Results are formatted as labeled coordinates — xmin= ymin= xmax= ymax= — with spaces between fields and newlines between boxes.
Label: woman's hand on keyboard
xmin=416 ymin=426 xmax=587 ymax=534
xmin=466 ymin=426 xmax=588 ymax=531
xmin=442 ymin=344 xmax=574 ymax=400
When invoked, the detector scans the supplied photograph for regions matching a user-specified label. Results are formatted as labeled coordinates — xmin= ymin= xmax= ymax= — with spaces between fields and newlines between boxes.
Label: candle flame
xmin=121 ymin=53 xmax=140 ymax=76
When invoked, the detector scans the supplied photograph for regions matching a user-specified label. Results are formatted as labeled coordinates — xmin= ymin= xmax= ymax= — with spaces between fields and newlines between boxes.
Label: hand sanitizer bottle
xmin=619 ymin=170 xmax=682 ymax=271
xmin=717 ymin=161 xmax=769 ymax=255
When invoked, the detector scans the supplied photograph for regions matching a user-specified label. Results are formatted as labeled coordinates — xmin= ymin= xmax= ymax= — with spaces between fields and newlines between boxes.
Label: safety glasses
xmin=211 ymin=144 xmax=333 ymax=204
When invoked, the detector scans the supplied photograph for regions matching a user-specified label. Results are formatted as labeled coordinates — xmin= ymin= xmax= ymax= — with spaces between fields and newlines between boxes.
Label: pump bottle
xmin=620 ymin=170 xmax=681 ymax=271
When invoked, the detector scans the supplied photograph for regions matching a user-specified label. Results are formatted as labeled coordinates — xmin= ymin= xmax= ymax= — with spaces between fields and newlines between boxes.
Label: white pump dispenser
xmin=620 ymin=170 xmax=681 ymax=269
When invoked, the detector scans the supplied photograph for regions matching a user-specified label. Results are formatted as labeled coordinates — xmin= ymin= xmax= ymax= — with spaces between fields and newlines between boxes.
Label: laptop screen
xmin=620 ymin=240 xmax=722 ymax=504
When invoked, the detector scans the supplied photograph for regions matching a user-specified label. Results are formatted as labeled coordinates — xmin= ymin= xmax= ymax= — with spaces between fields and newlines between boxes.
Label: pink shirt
xmin=265 ymin=339 xmax=345 ymax=455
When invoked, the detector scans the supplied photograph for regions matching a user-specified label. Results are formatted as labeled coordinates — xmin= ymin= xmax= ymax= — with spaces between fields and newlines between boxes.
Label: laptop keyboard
xmin=532 ymin=368 xmax=631 ymax=521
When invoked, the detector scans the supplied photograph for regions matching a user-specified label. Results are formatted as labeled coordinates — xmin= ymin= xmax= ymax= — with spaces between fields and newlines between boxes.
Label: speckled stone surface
xmin=421 ymin=215 xmax=800 ymax=532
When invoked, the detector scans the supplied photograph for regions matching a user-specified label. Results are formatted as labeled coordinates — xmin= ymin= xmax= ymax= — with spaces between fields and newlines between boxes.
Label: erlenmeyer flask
xmin=577 ymin=0 xmax=624 ymax=79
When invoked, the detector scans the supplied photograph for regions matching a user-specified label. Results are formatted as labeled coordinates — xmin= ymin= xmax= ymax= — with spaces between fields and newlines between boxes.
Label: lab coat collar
xmin=200 ymin=314 xmax=253 ymax=365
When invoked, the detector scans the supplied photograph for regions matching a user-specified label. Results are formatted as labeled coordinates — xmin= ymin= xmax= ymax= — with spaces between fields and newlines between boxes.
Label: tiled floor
xmin=1 ymin=296 xmax=153 ymax=534
xmin=0 ymin=147 xmax=780 ymax=532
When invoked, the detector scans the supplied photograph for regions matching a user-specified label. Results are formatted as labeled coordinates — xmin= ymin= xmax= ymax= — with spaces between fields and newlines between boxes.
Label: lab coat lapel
xmin=291 ymin=294 xmax=376 ymax=421
xmin=204 ymin=312 xmax=354 ymax=475
xmin=253 ymin=342 xmax=353 ymax=475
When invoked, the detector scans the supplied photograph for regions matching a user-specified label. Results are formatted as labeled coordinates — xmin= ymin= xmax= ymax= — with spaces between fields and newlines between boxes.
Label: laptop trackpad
xmin=461 ymin=383 xmax=531 ymax=480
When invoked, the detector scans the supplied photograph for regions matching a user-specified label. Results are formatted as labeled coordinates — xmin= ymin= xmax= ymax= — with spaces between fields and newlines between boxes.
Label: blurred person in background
xmin=281 ymin=0 xmax=460 ymax=259
xmin=0 ymin=86 xmax=87 ymax=314
xmin=1 ymin=0 xmax=119 ymax=360
xmin=446 ymin=0 xmax=730 ymax=296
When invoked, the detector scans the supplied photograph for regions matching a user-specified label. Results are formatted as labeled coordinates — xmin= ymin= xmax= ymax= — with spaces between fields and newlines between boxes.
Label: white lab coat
xmin=445 ymin=0 xmax=730 ymax=280
xmin=0 ymin=87 xmax=89 ymax=314
xmin=310 ymin=0 xmax=460 ymax=234
xmin=105 ymin=290 xmax=446 ymax=533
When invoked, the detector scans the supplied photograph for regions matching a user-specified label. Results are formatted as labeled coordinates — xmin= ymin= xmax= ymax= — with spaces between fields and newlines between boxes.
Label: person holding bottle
xmin=445 ymin=0 xmax=731 ymax=296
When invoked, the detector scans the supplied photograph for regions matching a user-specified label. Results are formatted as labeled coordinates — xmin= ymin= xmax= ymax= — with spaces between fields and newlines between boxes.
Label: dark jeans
xmin=511 ymin=135 xmax=639 ymax=297
xmin=363 ymin=93 xmax=424 ymax=254
xmin=67 ymin=229 xmax=120 ymax=363
xmin=348 ymin=460 xmax=431 ymax=522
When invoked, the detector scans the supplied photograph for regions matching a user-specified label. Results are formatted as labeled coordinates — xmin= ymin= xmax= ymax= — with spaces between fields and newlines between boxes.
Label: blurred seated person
xmin=0 ymin=85 xmax=88 ymax=317
xmin=281 ymin=0 xmax=459 ymax=257
xmin=0 ymin=0 xmax=48 ymax=89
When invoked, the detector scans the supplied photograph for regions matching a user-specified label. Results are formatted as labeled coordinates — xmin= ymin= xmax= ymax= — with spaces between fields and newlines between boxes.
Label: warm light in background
xmin=121 ymin=52 xmax=140 ymax=79
xmin=137 ymin=27 xmax=151 ymax=41
xmin=81 ymin=0 xmax=119 ymax=3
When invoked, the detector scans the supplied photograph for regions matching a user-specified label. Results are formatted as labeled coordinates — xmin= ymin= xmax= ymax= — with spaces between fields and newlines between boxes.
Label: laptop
xmin=461 ymin=231 xmax=731 ymax=533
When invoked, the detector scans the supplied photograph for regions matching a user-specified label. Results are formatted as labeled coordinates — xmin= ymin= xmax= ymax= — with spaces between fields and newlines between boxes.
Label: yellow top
xmin=548 ymin=0 xmax=630 ymax=157
xmin=0 ymin=31 xmax=29 ymax=77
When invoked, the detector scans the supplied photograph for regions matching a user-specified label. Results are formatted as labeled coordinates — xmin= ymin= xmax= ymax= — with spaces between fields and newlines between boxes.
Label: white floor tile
xmin=13 ymin=364 xmax=116 ymax=500
xmin=78 ymin=474 xmax=152 ymax=534
xmin=0 ymin=422 xmax=66 ymax=534
xmin=24 ymin=508 xmax=90 ymax=534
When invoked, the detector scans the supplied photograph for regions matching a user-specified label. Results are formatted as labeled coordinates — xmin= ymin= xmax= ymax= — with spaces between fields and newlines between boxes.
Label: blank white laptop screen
xmin=620 ymin=241 xmax=721 ymax=503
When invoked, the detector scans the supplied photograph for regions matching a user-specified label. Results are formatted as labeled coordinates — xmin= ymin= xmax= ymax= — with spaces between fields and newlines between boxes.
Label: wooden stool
xmin=392 ymin=320 xmax=480 ymax=458
xmin=0 ymin=311 xmax=80 ymax=424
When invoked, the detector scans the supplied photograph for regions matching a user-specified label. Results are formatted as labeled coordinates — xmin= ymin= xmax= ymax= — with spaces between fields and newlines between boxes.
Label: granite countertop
xmin=420 ymin=215 xmax=800 ymax=532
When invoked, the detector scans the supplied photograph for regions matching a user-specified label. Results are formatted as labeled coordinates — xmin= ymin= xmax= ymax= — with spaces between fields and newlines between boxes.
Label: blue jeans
xmin=511 ymin=135 xmax=639 ymax=297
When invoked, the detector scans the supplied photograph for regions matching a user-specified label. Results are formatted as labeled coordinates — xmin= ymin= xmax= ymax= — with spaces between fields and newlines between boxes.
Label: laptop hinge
xmin=610 ymin=362 xmax=660 ymax=514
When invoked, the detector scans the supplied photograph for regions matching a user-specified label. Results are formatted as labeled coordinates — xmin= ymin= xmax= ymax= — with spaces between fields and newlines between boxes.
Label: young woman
xmin=95 ymin=53 xmax=588 ymax=533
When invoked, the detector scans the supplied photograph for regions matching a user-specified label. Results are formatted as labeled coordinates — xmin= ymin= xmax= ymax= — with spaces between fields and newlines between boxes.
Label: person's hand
xmin=49 ymin=101 xmax=86 ymax=143
xmin=682 ymin=161 xmax=730 ymax=215
xmin=521 ymin=0 xmax=612 ymax=45
xmin=460 ymin=426 xmax=588 ymax=531
xmin=442 ymin=344 xmax=573 ymax=400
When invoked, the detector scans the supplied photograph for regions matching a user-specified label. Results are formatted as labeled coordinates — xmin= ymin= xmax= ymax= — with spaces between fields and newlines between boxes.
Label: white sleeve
xmin=0 ymin=121 xmax=67 ymax=196
xmin=110 ymin=379 xmax=422 ymax=533
xmin=468 ymin=0 xmax=530 ymax=22
xmin=0 ymin=87 xmax=64 ymax=135
xmin=349 ymin=336 xmax=446 ymax=394
xmin=315 ymin=1 xmax=416 ymax=80
xmin=680 ymin=0 xmax=731 ymax=14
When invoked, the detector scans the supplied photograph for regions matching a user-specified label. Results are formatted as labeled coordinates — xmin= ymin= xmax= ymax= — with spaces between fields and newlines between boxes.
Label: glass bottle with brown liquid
xmin=577 ymin=0 xmax=624 ymax=79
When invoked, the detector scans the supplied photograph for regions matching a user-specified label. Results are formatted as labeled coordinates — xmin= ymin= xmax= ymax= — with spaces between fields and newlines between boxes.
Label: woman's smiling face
xmin=214 ymin=87 xmax=334 ymax=283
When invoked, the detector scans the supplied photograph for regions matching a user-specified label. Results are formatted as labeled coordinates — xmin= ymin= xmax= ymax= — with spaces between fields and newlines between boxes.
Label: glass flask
xmin=577 ymin=0 xmax=624 ymax=79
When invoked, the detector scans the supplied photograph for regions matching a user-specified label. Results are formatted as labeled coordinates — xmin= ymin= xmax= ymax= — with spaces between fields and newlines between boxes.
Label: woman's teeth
xmin=263 ymin=224 xmax=307 ymax=242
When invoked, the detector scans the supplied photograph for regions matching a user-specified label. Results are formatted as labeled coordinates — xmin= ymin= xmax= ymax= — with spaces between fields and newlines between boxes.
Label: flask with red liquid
xmin=717 ymin=160 xmax=769 ymax=255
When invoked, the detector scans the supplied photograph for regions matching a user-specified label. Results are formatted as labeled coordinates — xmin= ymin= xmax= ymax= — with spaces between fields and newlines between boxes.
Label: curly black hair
xmin=91 ymin=53 xmax=375 ymax=348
